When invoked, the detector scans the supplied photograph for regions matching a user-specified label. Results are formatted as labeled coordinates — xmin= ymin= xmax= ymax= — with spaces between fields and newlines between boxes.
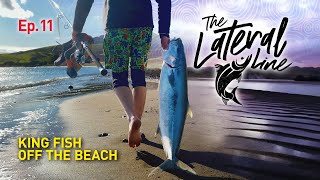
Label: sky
xmin=0 ymin=0 xmax=319 ymax=67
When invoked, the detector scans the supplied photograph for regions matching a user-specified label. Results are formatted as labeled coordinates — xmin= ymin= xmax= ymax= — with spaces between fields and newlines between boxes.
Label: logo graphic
xmin=215 ymin=56 xmax=251 ymax=105
xmin=194 ymin=14 xmax=291 ymax=105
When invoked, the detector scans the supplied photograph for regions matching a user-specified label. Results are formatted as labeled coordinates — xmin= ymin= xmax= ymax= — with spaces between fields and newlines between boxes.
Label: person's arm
xmin=156 ymin=0 xmax=171 ymax=49
xmin=156 ymin=0 xmax=171 ymax=38
xmin=72 ymin=0 xmax=94 ymax=39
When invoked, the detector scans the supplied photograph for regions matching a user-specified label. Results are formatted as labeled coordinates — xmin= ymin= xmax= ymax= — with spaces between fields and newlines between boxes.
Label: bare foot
xmin=128 ymin=117 xmax=142 ymax=148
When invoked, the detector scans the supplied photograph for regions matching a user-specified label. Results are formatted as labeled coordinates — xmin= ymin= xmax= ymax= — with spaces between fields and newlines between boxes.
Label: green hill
xmin=0 ymin=34 xmax=160 ymax=67
xmin=0 ymin=46 xmax=57 ymax=67
xmin=0 ymin=43 xmax=106 ymax=67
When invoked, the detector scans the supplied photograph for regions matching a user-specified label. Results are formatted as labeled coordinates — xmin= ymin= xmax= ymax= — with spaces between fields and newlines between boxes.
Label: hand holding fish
xmin=161 ymin=36 xmax=170 ymax=50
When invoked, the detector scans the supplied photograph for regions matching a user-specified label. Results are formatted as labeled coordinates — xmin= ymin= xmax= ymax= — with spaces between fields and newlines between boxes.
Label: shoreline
xmin=31 ymin=81 xmax=246 ymax=180
xmin=2 ymin=79 xmax=320 ymax=179
xmin=35 ymin=80 xmax=320 ymax=179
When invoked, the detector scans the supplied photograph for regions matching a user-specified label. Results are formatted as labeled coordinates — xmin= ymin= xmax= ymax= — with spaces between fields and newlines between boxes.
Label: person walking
xmin=72 ymin=0 xmax=171 ymax=148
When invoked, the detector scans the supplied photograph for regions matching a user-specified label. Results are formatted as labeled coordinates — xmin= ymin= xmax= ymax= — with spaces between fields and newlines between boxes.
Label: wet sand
xmin=31 ymin=79 xmax=320 ymax=179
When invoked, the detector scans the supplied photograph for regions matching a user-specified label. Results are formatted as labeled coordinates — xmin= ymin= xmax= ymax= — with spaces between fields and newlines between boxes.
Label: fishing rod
xmin=47 ymin=0 xmax=72 ymax=30
xmin=82 ymin=42 xmax=108 ymax=76
xmin=47 ymin=0 xmax=108 ymax=76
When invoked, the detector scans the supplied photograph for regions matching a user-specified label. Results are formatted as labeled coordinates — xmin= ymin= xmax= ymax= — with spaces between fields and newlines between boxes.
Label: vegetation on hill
xmin=0 ymin=42 xmax=104 ymax=67
xmin=0 ymin=34 xmax=157 ymax=67
xmin=0 ymin=46 xmax=57 ymax=67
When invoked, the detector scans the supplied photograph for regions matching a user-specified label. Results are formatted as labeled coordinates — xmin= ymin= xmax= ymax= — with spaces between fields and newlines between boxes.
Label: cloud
xmin=0 ymin=0 xmax=33 ymax=19
xmin=0 ymin=45 xmax=36 ymax=53
xmin=0 ymin=0 xmax=14 ymax=10
xmin=20 ymin=0 xmax=27 ymax=4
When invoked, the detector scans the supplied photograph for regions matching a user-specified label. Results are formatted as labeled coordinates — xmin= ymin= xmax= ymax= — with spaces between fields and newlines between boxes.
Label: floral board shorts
xmin=103 ymin=27 xmax=153 ymax=73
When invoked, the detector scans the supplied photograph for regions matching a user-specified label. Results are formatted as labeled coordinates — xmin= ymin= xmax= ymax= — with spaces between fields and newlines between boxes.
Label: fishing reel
xmin=63 ymin=34 xmax=108 ymax=78
xmin=48 ymin=0 xmax=107 ymax=78
xmin=53 ymin=37 xmax=108 ymax=78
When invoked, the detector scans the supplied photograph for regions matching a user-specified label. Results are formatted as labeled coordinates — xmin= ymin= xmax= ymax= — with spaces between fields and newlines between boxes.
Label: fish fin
xmin=148 ymin=166 xmax=163 ymax=177
xmin=154 ymin=124 xmax=160 ymax=137
xmin=222 ymin=97 xmax=228 ymax=105
xmin=231 ymin=87 xmax=242 ymax=105
xmin=187 ymin=105 xmax=193 ymax=118
xmin=148 ymin=159 xmax=196 ymax=177
xmin=238 ymin=76 xmax=242 ymax=83
xmin=157 ymin=80 xmax=160 ymax=91
xmin=215 ymin=64 xmax=222 ymax=70
xmin=177 ymin=160 xmax=197 ymax=175
xmin=148 ymin=160 xmax=173 ymax=177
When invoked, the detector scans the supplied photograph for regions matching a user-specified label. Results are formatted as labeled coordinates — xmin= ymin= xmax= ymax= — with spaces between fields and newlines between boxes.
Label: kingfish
xmin=215 ymin=56 xmax=251 ymax=105
xmin=149 ymin=38 xmax=196 ymax=176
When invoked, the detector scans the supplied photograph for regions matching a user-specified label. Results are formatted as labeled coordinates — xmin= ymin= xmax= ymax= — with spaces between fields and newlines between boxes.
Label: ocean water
xmin=0 ymin=68 xmax=319 ymax=179
xmin=1 ymin=69 xmax=319 ymax=150
xmin=0 ymin=67 xmax=112 ymax=150
xmin=239 ymin=79 xmax=320 ymax=97
xmin=193 ymin=78 xmax=320 ymax=97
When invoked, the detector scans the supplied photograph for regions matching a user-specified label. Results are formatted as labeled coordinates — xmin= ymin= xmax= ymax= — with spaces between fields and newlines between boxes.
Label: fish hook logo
xmin=215 ymin=56 xmax=251 ymax=105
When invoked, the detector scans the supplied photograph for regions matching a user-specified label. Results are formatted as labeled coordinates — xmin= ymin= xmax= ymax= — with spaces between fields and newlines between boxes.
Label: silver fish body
xmin=149 ymin=38 xmax=196 ymax=176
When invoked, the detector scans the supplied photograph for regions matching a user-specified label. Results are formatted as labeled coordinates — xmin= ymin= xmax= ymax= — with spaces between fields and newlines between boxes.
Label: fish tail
xmin=187 ymin=105 xmax=193 ymax=118
xmin=176 ymin=159 xmax=197 ymax=174
xmin=148 ymin=159 xmax=196 ymax=177
xmin=231 ymin=87 xmax=242 ymax=105
xmin=148 ymin=160 xmax=173 ymax=177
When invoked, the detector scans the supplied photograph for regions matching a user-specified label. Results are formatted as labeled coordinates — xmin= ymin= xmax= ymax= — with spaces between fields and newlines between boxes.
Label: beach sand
xmin=20 ymin=79 xmax=320 ymax=179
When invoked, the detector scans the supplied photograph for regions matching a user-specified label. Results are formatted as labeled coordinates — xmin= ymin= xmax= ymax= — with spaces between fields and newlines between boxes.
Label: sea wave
xmin=0 ymin=77 xmax=67 ymax=92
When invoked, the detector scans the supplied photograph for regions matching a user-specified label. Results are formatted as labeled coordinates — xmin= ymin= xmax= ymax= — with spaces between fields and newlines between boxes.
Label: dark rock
xmin=122 ymin=139 xmax=128 ymax=143
xmin=98 ymin=133 xmax=108 ymax=137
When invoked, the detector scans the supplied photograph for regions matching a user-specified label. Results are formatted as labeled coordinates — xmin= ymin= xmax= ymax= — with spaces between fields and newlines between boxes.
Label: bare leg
xmin=128 ymin=86 xmax=147 ymax=147
xmin=133 ymin=86 xmax=147 ymax=120
xmin=114 ymin=86 xmax=143 ymax=148
xmin=114 ymin=86 xmax=134 ymax=120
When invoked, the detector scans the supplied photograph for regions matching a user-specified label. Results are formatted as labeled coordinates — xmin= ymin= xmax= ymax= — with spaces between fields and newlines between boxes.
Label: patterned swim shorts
xmin=103 ymin=27 xmax=153 ymax=73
